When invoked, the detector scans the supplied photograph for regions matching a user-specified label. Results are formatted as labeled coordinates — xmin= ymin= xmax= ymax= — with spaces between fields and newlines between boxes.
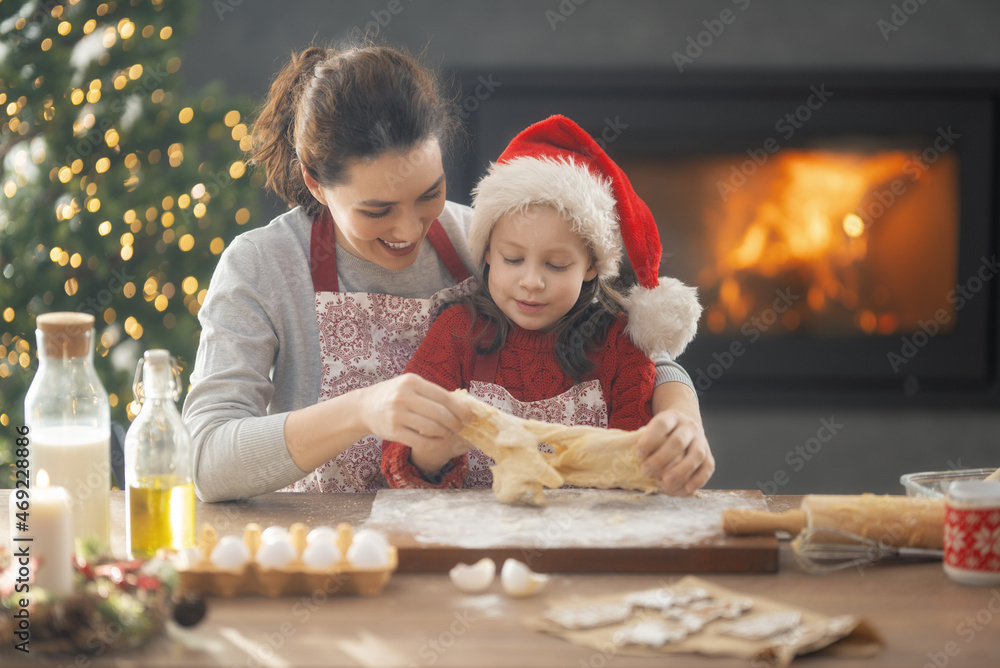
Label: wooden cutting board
xmin=363 ymin=488 xmax=778 ymax=574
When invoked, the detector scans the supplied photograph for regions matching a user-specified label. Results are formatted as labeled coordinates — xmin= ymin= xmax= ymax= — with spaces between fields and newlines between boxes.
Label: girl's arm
xmin=603 ymin=321 xmax=657 ymax=431
xmin=636 ymin=381 xmax=715 ymax=496
xmin=380 ymin=307 xmax=477 ymax=486
xmin=601 ymin=321 xmax=714 ymax=496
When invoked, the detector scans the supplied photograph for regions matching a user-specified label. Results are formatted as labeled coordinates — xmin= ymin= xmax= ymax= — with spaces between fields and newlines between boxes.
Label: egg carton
xmin=176 ymin=522 xmax=397 ymax=598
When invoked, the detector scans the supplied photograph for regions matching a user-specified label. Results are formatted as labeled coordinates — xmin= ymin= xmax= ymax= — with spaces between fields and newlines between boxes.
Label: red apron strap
xmin=310 ymin=209 xmax=339 ymax=292
xmin=471 ymin=322 xmax=501 ymax=384
xmin=425 ymin=219 xmax=471 ymax=283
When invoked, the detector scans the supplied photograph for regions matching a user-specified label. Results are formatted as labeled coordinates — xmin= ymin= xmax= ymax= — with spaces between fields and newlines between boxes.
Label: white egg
xmin=346 ymin=530 xmax=390 ymax=568
xmin=306 ymin=526 xmax=339 ymax=546
xmin=302 ymin=540 xmax=342 ymax=569
xmin=255 ymin=538 xmax=298 ymax=569
xmin=260 ymin=525 xmax=291 ymax=545
xmin=175 ymin=546 xmax=204 ymax=569
xmin=500 ymin=559 xmax=549 ymax=598
xmin=449 ymin=558 xmax=496 ymax=593
xmin=210 ymin=535 xmax=251 ymax=570
xmin=351 ymin=529 xmax=389 ymax=552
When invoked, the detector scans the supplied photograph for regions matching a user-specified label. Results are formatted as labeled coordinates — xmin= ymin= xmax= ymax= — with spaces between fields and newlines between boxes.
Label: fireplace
xmin=448 ymin=70 xmax=1000 ymax=407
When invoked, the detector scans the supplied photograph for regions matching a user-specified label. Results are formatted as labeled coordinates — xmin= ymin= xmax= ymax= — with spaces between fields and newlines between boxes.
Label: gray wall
xmin=181 ymin=1 xmax=1000 ymax=494
xmin=185 ymin=1 xmax=1000 ymax=96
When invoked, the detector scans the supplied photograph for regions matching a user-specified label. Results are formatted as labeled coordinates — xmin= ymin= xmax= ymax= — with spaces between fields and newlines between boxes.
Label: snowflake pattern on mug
xmin=973 ymin=526 xmax=1000 ymax=557
xmin=944 ymin=523 xmax=967 ymax=554
xmin=944 ymin=507 xmax=1000 ymax=573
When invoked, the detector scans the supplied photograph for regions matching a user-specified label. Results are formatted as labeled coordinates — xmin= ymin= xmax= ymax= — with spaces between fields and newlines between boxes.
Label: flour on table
xmin=363 ymin=488 xmax=768 ymax=549
xmin=458 ymin=593 xmax=505 ymax=617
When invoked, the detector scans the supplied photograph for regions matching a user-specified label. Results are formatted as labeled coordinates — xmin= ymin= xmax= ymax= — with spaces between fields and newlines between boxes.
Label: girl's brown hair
xmin=455 ymin=269 xmax=632 ymax=383
xmin=249 ymin=43 xmax=456 ymax=219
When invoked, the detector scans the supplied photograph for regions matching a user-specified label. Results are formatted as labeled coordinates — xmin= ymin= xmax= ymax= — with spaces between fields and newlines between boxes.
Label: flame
xmin=621 ymin=146 xmax=958 ymax=337
xmin=715 ymin=152 xmax=909 ymax=274
xmin=38 ymin=469 xmax=50 ymax=488
xmin=842 ymin=213 xmax=865 ymax=238
xmin=706 ymin=151 xmax=918 ymax=331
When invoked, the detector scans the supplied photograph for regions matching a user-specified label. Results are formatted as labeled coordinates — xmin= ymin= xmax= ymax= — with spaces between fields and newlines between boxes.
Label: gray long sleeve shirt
xmin=182 ymin=203 xmax=694 ymax=502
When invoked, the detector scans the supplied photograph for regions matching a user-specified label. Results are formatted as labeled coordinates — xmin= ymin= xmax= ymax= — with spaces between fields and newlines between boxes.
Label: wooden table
xmin=2 ymin=490 xmax=997 ymax=667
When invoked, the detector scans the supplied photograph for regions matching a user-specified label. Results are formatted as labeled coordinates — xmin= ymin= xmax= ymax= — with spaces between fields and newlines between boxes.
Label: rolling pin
xmin=722 ymin=494 xmax=945 ymax=549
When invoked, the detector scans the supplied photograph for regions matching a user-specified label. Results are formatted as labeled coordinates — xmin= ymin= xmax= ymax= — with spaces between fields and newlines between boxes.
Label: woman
xmin=182 ymin=43 xmax=714 ymax=502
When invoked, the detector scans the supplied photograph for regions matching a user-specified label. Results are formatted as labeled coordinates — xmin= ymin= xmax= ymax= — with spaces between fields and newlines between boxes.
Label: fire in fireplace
xmin=621 ymin=145 xmax=959 ymax=340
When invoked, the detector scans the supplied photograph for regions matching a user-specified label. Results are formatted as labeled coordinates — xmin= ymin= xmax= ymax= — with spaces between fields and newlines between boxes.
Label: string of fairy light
xmin=0 ymin=0 xmax=262 ymax=428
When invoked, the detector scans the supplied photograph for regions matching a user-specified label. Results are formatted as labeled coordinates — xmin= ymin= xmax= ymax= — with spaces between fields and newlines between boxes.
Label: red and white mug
xmin=944 ymin=480 xmax=1000 ymax=586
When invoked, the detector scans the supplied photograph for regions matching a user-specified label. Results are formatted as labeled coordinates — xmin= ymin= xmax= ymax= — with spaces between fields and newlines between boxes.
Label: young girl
xmin=381 ymin=115 xmax=702 ymax=488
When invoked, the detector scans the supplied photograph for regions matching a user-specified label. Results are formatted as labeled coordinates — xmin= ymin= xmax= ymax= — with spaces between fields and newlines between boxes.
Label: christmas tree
xmin=0 ymin=0 xmax=265 ymax=484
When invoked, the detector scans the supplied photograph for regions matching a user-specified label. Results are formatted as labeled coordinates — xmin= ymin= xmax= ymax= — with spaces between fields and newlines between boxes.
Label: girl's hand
xmin=360 ymin=373 xmax=473 ymax=448
xmin=409 ymin=434 xmax=474 ymax=477
xmin=634 ymin=409 xmax=715 ymax=496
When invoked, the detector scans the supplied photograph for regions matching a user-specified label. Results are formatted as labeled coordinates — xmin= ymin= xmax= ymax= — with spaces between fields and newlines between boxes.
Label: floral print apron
xmin=283 ymin=211 xmax=474 ymax=492
xmin=462 ymin=336 xmax=609 ymax=489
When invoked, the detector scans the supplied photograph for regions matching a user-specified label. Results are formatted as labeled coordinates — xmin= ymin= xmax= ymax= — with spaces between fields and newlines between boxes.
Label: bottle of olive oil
xmin=125 ymin=349 xmax=195 ymax=559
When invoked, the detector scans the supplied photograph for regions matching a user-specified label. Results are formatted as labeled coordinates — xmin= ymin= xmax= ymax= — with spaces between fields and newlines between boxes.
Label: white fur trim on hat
xmin=469 ymin=156 xmax=623 ymax=278
xmin=623 ymin=277 xmax=703 ymax=359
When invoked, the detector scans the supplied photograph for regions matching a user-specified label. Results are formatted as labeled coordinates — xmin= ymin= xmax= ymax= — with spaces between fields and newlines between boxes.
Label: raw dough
xmin=454 ymin=389 xmax=657 ymax=505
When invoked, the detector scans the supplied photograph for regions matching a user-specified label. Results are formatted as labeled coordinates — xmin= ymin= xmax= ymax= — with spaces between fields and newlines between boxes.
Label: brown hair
xmin=249 ymin=44 xmax=457 ymax=219
xmin=450 ymin=271 xmax=632 ymax=383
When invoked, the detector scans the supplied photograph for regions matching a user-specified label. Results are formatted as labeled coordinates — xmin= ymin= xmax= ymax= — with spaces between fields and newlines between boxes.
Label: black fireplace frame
xmin=447 ymin=69 xmax=1000 ymax=408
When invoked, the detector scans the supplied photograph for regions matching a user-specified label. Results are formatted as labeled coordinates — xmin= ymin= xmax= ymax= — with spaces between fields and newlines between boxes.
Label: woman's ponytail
xmin=248 ymin=46 xmax=332 ymax=216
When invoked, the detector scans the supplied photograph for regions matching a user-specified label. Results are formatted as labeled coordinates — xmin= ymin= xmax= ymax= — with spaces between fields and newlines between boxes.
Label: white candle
xmin=9 ymin=470 xmax=74 ymax=597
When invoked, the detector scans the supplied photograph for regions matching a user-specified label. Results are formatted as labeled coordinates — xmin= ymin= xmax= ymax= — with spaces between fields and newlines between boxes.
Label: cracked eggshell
xmin=501 ymin=559 xmax=549 ymax=598
xmin=449 ymin=558 xmax=496 ymax=593
xmin=209 ymin=535 xmax=251 ymax=570
xmin=255 ymin=537 xmax=298 ymax=569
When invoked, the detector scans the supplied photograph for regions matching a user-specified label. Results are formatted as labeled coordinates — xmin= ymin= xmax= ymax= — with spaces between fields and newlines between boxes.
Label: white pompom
xmin=623 ymin=277 xmax=703 ymax=359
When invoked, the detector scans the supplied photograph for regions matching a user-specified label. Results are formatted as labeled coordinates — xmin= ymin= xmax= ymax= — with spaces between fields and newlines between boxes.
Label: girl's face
xmin=485 ymin=206 xmax=597 ymax=331
xmin=303 ymin=139 xmax=446 ymax=271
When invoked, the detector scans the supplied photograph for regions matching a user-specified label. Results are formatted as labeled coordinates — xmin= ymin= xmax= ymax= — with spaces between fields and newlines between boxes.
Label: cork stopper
xmin=36 ymin=312 xmax=95 ymax=359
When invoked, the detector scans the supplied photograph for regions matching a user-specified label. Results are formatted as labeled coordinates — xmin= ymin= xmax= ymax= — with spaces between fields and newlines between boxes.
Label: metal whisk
xmin=791 ymin=527 xmax=944 ymax=574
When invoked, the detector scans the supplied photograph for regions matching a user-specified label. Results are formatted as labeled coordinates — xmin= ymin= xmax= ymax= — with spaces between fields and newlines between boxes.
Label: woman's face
xmin=485 ymin=205 xmax=597 ymax=331
xmin=303 ymin=139 xmax=446 ymax=270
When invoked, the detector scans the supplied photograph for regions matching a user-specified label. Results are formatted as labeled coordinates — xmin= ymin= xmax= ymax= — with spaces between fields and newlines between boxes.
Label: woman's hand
xmin=360 ymin=374 xmax=474 ymax=475
xmin=360 ymin=373 xmax=473 ymax=447
xmin=285 ymin=373 xmax=473 ymax=474
xmin=635 ymin=409 xmax=715 ymax=496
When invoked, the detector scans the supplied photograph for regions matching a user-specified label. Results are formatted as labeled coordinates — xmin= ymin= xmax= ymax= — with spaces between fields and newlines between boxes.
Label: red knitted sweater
xmin=381 ymin=305 xmax=655 ymax=489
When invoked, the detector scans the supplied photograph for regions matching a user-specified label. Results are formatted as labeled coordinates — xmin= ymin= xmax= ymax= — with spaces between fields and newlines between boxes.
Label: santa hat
xmin=469 ymin=115 xmax=702 ymax=359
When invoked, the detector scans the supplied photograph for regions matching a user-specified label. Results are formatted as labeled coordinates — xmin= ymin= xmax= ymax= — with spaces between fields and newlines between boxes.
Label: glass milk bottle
xmin=124 ymin=349 xmax=195 ymax=559
xmin=24 ymin=312 xmax=111 ymax=555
